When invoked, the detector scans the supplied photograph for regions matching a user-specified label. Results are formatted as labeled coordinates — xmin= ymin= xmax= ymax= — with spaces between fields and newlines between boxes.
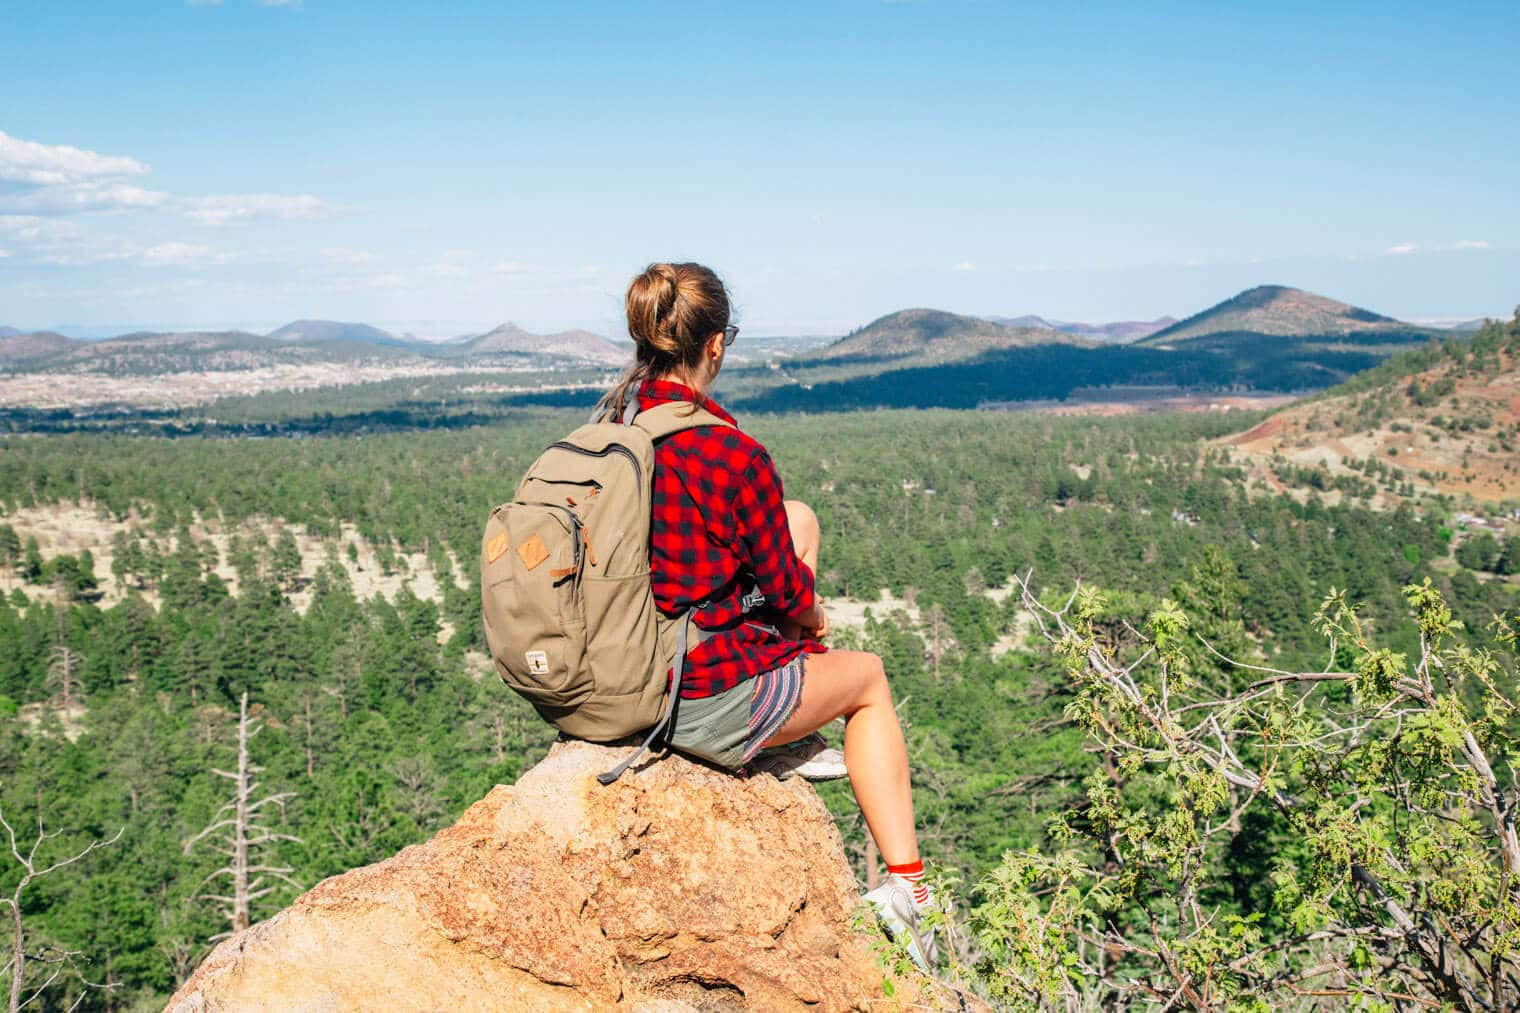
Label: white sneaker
xmin=862 ymin=876 xmax=937 ymax=972
xmin=749 ymin=732 xmax=848 ymax=782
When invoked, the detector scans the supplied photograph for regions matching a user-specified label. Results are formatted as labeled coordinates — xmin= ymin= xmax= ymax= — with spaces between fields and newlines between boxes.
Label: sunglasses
xmin=722 ymin=324 xmax=739 ymax=347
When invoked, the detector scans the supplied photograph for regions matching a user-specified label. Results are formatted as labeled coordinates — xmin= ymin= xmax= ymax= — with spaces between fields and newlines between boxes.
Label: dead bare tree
xmin=292 ymin=687 xmax=321 ymax=778
xmin=43 ymin=646 xmax=84 ymax=712
xmin=0 ymin=789 xmax=122 ymax=1013
xmin=183 ymin=692 xmax=302 ymax=939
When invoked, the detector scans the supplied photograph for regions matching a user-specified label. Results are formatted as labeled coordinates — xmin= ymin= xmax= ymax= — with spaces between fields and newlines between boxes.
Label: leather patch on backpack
xmin=485 ymin=531 xmax=510 ymax=564
xmin=516 ymin=534 xmax=549 ymax=571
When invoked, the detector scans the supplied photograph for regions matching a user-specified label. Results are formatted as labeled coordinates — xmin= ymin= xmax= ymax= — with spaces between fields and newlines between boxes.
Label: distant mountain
xmin=5 ymin=327 xmax=429 ymax=375
xmin=452 ymin=323 xmax=627 ymax=366
xmin=0 ymin=326 xmax=23 ymax=339
xmin=0 ymin=331 xmax=81 ymax=366
xmin=1137 ymin=285 xmax=1436 ymax=349
xmin=266 ymin=320 xmax=409 ymax=348
xmin=987 ymin=314 xmax=1177 ymax=344
xmin=812 ymin=308 xmax=1085 ymax=364
xmin=1226 ymin=315 xmax=1520 ymax=504
xmin=0 ymin=317 xmax=629 ymax=376
xmin=992 ymin=314 xmax=1059 ymax=331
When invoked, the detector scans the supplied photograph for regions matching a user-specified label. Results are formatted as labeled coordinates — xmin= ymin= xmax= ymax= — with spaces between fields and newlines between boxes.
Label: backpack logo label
xmin=485 ymin=531 xmax=510 ymax=564
xmin=516 ymin=534 xmax=549 ymax=570
xmin=525 ymin=650 xmax=549 ymax=675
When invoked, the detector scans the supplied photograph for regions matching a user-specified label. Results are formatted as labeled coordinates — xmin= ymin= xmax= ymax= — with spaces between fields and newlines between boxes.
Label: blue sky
xmin=1 ymin=0 xmax=1516 ymax=337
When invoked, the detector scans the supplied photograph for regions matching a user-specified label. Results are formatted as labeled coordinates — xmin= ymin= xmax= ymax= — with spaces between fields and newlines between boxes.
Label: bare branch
xmin=31 ymin=827 xmax=123 ymax=881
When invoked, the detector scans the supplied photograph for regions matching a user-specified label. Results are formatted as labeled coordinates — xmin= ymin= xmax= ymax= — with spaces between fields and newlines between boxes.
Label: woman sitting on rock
xmin=594 ymin=261 xmax=935 ymax=970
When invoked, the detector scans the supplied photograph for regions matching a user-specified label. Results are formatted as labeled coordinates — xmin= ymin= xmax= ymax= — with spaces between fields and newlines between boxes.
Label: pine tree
xmin=18 ymin=539 xmax=42 ymax=585
xmin=0 ymin=527 xmax=19 ymax=583
xmin=269 ymin=529 xmax=302 ymax=595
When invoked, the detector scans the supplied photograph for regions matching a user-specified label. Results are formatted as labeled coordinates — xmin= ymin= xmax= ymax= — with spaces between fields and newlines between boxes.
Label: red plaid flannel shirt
xmin=638 ymin=379 xmax=824 ymax=699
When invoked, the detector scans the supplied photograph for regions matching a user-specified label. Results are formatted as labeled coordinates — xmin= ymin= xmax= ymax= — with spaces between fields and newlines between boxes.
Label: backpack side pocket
xmin=481 ymin=504 xmax=590 ymax=712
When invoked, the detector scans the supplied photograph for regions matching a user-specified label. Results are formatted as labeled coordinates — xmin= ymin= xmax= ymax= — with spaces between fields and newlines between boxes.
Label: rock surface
xmin=168 ymin=740 xmax=947 ymax=1011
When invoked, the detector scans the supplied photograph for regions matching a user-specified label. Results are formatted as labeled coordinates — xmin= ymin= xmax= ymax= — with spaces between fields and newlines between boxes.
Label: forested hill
xmin=1138 ymin=284 xmax=1440 ymax=349
xmin=808 ymin=308 xmax=1082 ymax=363
xmin=720 ymin=288 xmax=1454 ymax=414
xmin=1227 ymin=311 xmax=1520 ymax=504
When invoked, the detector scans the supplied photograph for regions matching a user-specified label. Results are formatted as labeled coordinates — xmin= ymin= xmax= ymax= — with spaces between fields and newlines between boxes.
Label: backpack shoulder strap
xmin=630 ymin=400 xmax=733 ymax=442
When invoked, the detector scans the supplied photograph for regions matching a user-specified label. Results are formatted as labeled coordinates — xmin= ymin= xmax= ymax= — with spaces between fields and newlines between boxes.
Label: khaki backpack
xmin=481 ymin=401 xmax=731 ymax=783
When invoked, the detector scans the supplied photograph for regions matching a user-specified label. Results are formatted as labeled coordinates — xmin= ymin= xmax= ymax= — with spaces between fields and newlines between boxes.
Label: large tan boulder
xmin=168 ymin=739 xmax=954 ymax=1011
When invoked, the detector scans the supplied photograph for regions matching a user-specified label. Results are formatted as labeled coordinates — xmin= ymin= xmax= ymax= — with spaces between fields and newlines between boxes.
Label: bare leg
xmin=764 ymin=649 xmax=920 ymax=867
xmin=774 ymin=501 xmax=921 ymax=864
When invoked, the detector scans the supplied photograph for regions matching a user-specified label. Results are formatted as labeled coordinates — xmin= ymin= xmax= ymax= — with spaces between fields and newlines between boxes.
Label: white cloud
xmin=0 ymin=214 xmax=230 ymax=267
xmin=1383 ymin=242 xmax=1417 ymax=256
xmin=0 ymin=249 xmax=9 ymax=258
xmin=181 ymin=193 xmax=327 ymax=226
xmin=952 ymin=260 xmax=976 ymax=272
xmin=1454 ymin=239 xmax=1489 ymax=250
xmin=0 ymin=130 xmax=326 ymax=253
xmin=259 ymin=0 xmax=301 ymax=7
xmin=0 ymin=215 xmax=107 ymax=263
xmin=0 ymin=182 xmax=168 ymax=216
xmin=0 ymin=130 xmax=150 ymax=186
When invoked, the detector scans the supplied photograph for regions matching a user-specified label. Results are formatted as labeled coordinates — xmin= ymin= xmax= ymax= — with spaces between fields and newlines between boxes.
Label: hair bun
xmin=623 ymin=261 xmax=730 ymax=364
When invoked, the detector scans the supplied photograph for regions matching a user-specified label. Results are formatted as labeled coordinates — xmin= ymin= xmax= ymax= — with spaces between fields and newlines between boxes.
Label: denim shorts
xmin=667 ymin=655 xmax=806 ymax=770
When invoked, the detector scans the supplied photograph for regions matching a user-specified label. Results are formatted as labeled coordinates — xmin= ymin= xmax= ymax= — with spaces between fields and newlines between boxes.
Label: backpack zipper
xmin=546 ymin=441 xmax=642 ymax=491
xmin=551 ymin=504 xmax=583 ymax=568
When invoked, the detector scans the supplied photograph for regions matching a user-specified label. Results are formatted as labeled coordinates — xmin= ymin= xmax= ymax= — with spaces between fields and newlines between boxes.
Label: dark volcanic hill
xmin=266 ymin=320 xmax=410 ymax=348
xmin=1137 ymin=285 xmax=1437 ymax=349
xmin=813 ymin=308 xmax=1084 ymax=364
xmin=451 ymin=323 xmax=628 ymax=366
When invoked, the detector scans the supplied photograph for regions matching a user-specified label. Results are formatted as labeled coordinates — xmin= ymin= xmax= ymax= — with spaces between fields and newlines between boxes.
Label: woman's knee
xmin=855 ymin=652 xmax=890 ymax=706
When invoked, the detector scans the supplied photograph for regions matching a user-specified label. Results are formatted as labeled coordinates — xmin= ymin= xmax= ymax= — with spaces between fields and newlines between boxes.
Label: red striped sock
xmin=887 ymin=859 xmax=930 ymax=907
